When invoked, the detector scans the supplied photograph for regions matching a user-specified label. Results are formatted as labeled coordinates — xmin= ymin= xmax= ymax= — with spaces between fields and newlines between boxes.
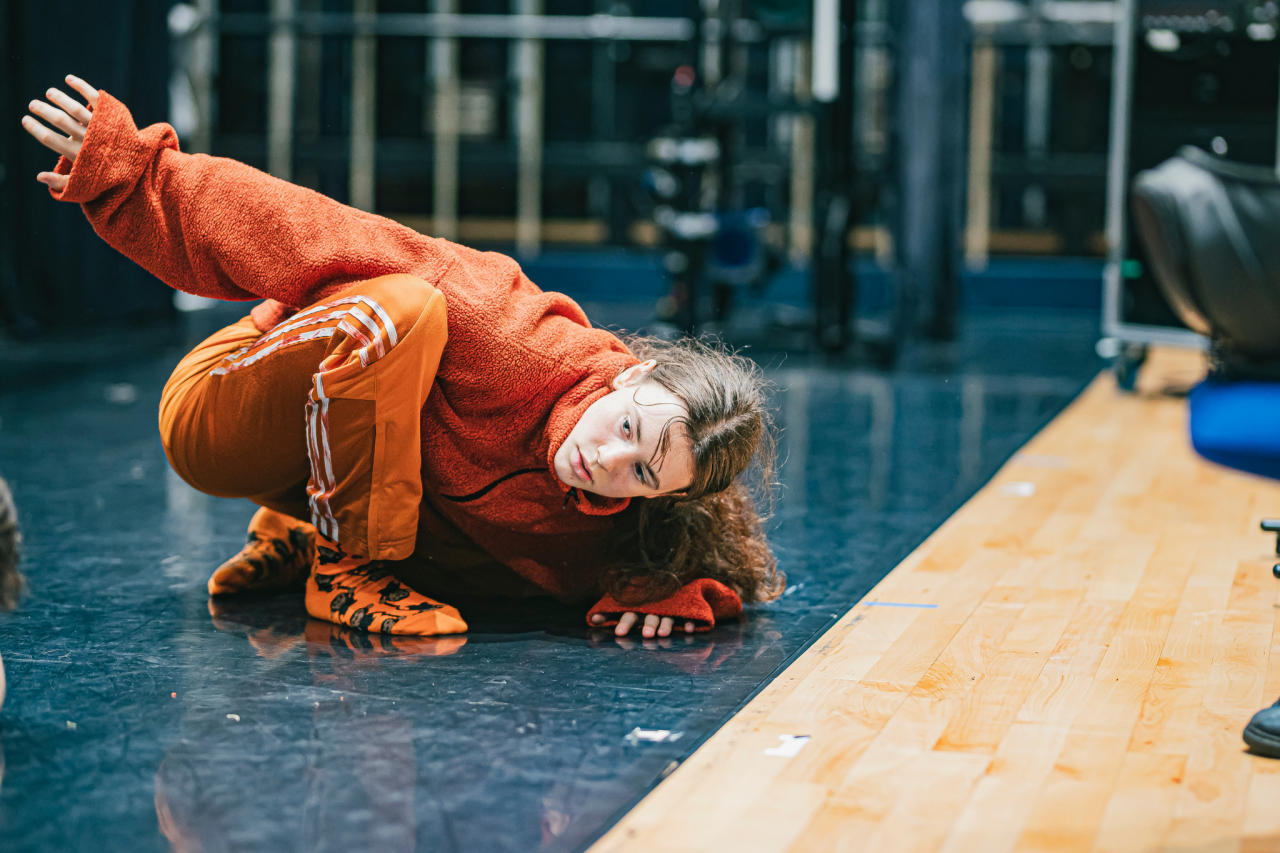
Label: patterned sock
xmin=207 ymin=507 xmax=317 ymax=595
xmin=305 ymin=538 xmax=468 ymax=636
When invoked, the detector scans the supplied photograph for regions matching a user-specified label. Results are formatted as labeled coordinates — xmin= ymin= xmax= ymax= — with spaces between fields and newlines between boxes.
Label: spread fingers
xmin=64 ymin=76 xmax=99 ymax=110
xmin=28 ymin=101 xmax=85 ymax=141
xmin=20 ymin=115 xmax=78 ymax=159
xmin=45 ymin=88 xmax=93 ymax=127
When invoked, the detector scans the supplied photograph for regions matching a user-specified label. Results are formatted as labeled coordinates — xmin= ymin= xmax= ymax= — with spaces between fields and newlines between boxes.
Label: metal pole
xmin=811 ymin=0 xmax=838 ymax=101
xmin=431 ymin=0 xmax=460 ymax=240
xmin=892 ymin=0 xmax=966 ymax=340
xmin=964 ymin=43 xmax=995 ymax=270
xmin=514 ymin=0 xmax=544 ymax=256
xmin=812 ymin=0 xmax=857 ymax=352
xmin=1025 ymin=43 xmax=1052 ymax=154
xmin=215 ymin=12 xmax=695 ymax=40
xmin=190 ymin=0 xmax=219 ymax=155
xmin=1102 ymin=0 xmax=1135 ymax=336
xmin=702 ymin=0 xmax=723 ymax=90
xmin=789 ymin=39 xmax=815 ymax=266
xmin=1274 ymin=60 xmax=1280 ymax=176
xmin=589 ymin=0 xmax=617 ymax=239
xmin=350 ymin=0 xmax=377 ymax=211
xmin=1024 ymin=39 xmax=1051 ymax=227
xmin=267 ymin=0 xmax=297 ymax=181
xmin=294 ymin=0 xmax=322 ymax=181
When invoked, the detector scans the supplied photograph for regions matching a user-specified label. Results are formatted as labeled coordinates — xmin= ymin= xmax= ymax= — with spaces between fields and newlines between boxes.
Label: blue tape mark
xmin=863 ymin=601 xmax=939 ymax=609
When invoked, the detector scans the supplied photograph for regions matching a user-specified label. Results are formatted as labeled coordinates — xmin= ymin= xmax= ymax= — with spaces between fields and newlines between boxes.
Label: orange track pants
xmin=157 ymin=275 xmax=467 ymax=635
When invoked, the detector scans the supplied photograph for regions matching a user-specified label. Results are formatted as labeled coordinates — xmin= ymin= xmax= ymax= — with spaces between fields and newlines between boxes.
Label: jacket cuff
xmin=586 ymin=578 xmax=743 ymax=632
xmin=49 ymin=90 xmax=179 ymax=206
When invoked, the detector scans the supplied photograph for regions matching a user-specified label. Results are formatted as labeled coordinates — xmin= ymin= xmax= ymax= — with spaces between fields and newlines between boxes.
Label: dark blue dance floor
xmin=0 ymin=306 xmax=1101 ymax=852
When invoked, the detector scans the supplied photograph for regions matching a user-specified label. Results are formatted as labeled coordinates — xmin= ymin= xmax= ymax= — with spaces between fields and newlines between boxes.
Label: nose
xmin=597 ymin=442 xmax=624 ymax=472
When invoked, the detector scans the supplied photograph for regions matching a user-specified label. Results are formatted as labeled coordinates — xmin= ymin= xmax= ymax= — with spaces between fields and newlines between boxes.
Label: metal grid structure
xmin=963 ymin=0 xmax=1120 ymax=271
xmin=164 ymin=0 xmax=1209 ymax=348
xmin=166 ymin=0 xmax=830 ymax=259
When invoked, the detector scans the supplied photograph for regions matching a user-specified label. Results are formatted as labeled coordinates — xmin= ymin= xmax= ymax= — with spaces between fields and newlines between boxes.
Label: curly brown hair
xmin=601 ymin=336 xmax=784 ymax=606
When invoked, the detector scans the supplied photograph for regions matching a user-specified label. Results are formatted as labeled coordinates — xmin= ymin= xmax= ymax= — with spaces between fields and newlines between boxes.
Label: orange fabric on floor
xmin=160 ymin=274 xmax=448 ymax=562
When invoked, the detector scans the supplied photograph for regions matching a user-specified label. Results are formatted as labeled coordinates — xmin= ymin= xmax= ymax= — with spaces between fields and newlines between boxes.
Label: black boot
xmin=1244 ymin=700 xmax=1280 ymax=758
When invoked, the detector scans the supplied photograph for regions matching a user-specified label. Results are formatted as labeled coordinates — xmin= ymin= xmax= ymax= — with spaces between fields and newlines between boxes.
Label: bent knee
xmin=345 ymin=274 xmax=447 ymax=345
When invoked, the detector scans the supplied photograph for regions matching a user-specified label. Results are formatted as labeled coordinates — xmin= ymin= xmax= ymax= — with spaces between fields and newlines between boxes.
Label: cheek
xmin=570 ymin=417 xmax=599 ymax=448
xmin=589 ymin=414 xmax=621 ymax=450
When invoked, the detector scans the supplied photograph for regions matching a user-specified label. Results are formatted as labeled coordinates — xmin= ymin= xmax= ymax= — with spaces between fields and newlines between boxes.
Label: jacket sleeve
xmin=585 ymin=578 xmax=743 ymax=632
xmin=49 ymin=91 xmax=444 ymax=308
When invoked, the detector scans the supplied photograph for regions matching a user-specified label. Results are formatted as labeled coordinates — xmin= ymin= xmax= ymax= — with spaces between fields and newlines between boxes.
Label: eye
xmin=622 ymin=416 xmax=632 ymax=438
xmin=634 ymin=462 xmax=646 ymax=483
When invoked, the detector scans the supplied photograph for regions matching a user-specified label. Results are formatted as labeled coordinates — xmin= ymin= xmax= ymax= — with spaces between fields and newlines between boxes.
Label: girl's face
xmin=554 ymin=361 xmax=696 ymax=499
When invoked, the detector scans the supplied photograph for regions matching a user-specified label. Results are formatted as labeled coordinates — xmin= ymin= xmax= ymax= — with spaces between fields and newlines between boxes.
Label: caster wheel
xmin=1113 ymin=342 xmax=1149 ymax=393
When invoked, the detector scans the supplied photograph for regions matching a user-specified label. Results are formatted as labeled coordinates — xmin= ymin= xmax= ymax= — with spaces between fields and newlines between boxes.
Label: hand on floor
xmin=590 ymin=611 xmax=696 ymax=638
xmin=20 ymin=75 xmax=98 ymax=191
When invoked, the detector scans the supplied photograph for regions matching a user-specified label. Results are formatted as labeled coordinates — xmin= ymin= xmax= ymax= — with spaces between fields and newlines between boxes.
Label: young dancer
xmin=20 ymin=76 xmax=783 ymax=639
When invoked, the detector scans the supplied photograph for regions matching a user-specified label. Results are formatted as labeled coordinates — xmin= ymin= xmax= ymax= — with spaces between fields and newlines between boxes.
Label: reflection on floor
xmin=0 ymin=307 xmax=1100 ymax=852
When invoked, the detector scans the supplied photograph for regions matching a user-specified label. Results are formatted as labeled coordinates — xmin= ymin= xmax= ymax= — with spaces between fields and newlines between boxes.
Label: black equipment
xmin=1131 ymin=146 xmax=1280 ymax=376
xmin=1116 ymin=1 xmax=1280 ymax=334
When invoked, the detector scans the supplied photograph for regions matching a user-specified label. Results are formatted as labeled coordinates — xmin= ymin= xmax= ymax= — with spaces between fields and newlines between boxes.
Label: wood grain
xmin=591 ymin=348 xmax=1280 ymax=853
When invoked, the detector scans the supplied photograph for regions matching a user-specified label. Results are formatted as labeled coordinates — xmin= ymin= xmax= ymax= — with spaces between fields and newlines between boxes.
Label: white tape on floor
xmin=763 ymin=734 xmax=810 ymax=757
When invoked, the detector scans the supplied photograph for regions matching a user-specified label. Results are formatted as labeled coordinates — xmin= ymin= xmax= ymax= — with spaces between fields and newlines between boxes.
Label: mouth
xmin=572 ymin=447 xmax=593 ymax=483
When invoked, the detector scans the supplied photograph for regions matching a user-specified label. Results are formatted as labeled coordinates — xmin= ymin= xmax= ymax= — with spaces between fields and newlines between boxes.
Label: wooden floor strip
xmin=591 ymin=348 xmax=1280 ymax=853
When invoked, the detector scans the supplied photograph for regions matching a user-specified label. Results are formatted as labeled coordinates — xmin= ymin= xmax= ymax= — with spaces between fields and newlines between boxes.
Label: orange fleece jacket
xmin=51 ymin=92 xmax=741 ymax=629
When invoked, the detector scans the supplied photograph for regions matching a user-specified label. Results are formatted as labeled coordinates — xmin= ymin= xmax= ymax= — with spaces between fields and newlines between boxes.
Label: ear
xmin=612 ymin=359 xmax=657 ymax=390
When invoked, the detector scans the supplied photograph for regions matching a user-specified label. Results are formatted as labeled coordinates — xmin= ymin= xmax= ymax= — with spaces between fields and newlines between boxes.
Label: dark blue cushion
xmin=1189 ymin=379 xmax=1280 ymax=480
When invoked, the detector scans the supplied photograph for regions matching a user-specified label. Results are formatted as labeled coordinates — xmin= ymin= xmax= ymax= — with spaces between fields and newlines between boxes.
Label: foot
xmin=305 ymin=544 xmax=467 ymax=636
xmin=207 ymin=507 xmax=316 ymax=596
xmin=1244 ymin=700 xmax=1280 ymax=758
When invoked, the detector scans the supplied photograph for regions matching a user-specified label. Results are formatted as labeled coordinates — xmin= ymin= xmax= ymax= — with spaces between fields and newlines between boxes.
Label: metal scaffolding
xmin=168 ymin=2 xmax=704 ymax=257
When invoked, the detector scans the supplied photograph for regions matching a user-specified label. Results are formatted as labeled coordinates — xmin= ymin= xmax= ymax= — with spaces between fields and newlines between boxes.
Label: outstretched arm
xmin=21 ymin=77 xmax=445 ymax=306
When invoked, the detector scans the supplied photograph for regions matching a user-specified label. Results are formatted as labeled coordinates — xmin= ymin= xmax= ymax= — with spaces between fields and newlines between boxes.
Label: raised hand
xmin=20 ymin=75 xmax=99 ymax=192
